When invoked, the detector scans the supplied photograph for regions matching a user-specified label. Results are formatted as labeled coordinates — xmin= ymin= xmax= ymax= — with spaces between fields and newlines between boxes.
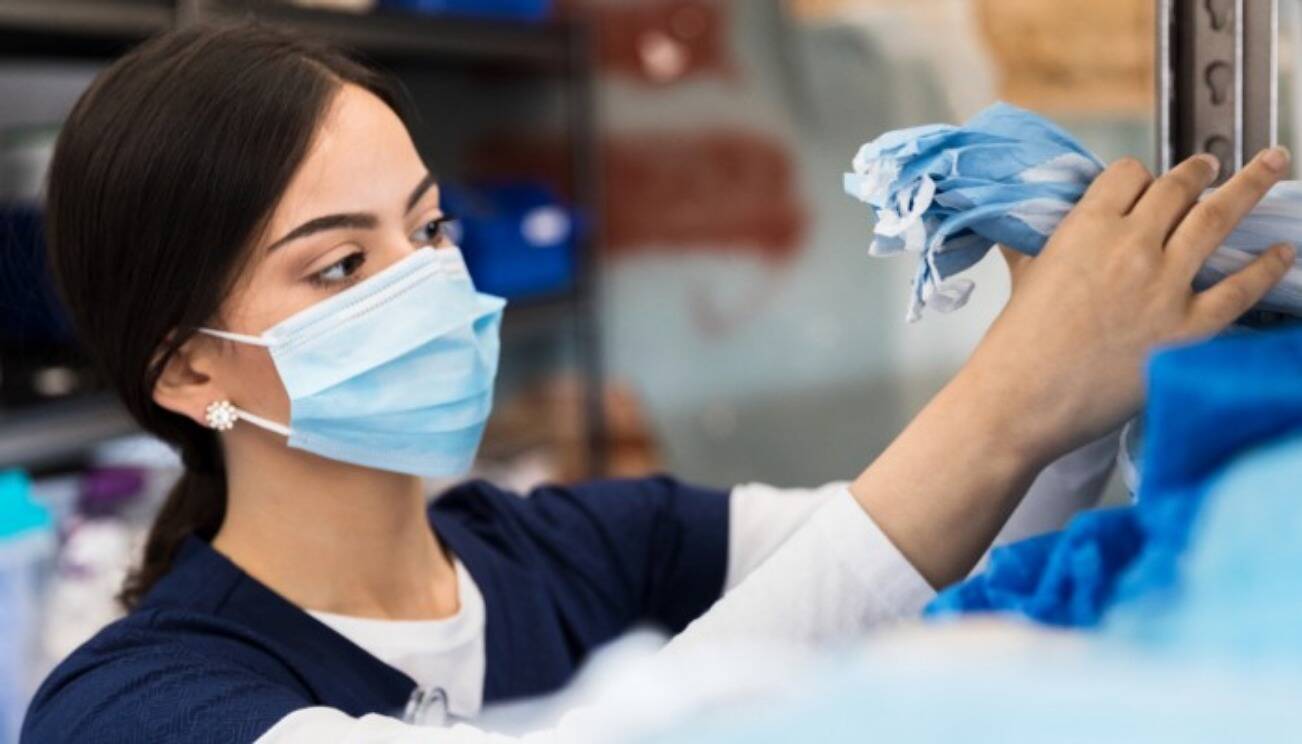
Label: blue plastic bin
xmin=441 ymin=182 xmax=580 ymax=300
xmin=377 ymin=0 xmax=551 ymax=22
xmin=0 ymin=205 xmax=75 ymax=344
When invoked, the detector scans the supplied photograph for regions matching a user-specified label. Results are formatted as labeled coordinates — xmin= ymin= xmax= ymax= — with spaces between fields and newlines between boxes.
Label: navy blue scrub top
xmin=22 ymin=476 xmax=729 ymax=744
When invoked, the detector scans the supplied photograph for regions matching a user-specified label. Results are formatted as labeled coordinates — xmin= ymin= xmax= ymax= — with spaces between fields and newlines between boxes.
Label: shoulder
xmin=23 ymin=609 xmax=308 ymax=744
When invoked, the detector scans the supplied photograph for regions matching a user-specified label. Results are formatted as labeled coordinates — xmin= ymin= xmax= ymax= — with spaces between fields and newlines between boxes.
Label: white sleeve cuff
xmin=726 ymin=481 xmax=845 ymax=590
xmin=667 ymin=487 xmax=935 ymax=654
xmin=809 ymin=487 xmax=936 ymax=617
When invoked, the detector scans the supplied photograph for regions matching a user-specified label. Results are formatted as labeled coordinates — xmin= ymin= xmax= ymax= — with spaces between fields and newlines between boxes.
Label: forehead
xmin=262 ymin=84 xmax=429 ymax=238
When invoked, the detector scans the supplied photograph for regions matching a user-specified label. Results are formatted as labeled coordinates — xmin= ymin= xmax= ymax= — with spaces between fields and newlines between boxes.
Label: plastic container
xmin=0 ymin=206 xmax=75 ymax=347
xmin=376 ymin=0 xmax=550 ymax=22
xmin=0 ymin=470 xmax=54 ymax=744
xmin=78 ymin=468 xmax=146 ymax=518
xmin=441 ymin=182 xmax=579 ymax=300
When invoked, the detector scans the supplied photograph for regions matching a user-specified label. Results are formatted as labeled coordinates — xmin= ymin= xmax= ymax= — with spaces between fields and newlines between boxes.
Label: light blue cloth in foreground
xmin=647 ymin=329 xmax=1302 ymax=743
xmin=845 ymin=102 xmax=1302 ymax=320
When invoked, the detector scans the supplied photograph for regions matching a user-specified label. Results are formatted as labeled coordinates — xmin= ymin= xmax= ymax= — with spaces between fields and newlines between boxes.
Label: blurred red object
xmin=560 ymin=0 xmax=736 ymax=85
xmin=473 ymin=130 xmax=806 ymax=262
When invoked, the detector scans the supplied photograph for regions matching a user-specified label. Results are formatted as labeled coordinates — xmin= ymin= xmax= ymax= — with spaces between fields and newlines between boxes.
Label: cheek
xmin=214 ymin=266 xmax=308 ymax=422
xmin=219 ymin=344 xmax=291 ymax=422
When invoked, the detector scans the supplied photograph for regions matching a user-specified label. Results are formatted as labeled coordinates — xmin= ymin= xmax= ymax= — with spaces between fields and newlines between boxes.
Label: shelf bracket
xmin=1157 ymin=0 xmax=1278 ymax=183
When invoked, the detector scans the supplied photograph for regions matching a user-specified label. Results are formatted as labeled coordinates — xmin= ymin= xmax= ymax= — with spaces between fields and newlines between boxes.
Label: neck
xmin=212 ymin=429 xmax=460 ymax=621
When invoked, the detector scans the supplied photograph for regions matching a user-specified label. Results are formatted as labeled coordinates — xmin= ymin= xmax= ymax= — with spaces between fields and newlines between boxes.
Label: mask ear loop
xmin=197 ymin=328 xmax=291 ymax=437
xmin=232 ymin=406 xmax=292 ymax=437
xmin=198 ymin=328 xmax=271 ymax=346
xmin=204 ymin=400 xmax=292 ymax=437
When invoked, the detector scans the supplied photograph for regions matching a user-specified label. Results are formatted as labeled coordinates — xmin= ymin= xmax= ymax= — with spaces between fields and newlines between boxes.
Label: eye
xmin=308 ymin=250 xmax=367 ymax=288
xmin=410 ymin=215 xmax=456 ymax=247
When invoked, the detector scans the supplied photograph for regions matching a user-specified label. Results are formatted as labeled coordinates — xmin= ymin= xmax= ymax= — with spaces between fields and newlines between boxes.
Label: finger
xmin=1185 ymin=243 xmax=1296 ymax=336
xmin=1128 ymin=153 xmax=1219 ymax=238
xmin=1166 ymin=147 xmax=1291 ymax=281
xmin=1077 ymin=157 xmax=1154 ymax=215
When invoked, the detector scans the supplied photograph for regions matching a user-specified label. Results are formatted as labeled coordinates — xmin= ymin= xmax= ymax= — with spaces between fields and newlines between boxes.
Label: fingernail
xmin=1279 ymin=244 xmax=1297 ymax=264
xmin=1262 ymin=146 xmax=1291 ymax=172
xmin=1195 ymin=152 xmax=1220 ymax=174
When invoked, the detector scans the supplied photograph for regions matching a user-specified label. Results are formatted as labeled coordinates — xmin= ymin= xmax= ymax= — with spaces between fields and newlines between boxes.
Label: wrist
xmin=848 ymin=358 xmax=1055 ymax=588
xmin=943 ymin=357 xmax=1063 ymax=473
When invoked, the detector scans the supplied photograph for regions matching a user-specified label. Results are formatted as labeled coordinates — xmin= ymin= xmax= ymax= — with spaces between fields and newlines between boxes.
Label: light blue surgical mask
xmin=844 ymin=103 xmax=1104 ymax=321
xmin=844 ymin=102 xmax=1302 ymax=321
xmin=199 ymin=246 xmax=506 ymax=477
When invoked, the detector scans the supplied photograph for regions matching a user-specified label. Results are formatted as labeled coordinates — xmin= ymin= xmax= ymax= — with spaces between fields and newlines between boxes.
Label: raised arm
xmin=851 ymin=149 xmax=1294 ymax=588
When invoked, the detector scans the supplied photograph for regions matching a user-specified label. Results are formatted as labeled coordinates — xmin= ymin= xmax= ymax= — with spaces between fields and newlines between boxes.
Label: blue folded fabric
xmin=1117 ymin=429 xmax=1302 ymax=660
xmin=927 ymin=325 xmax=1302 ymax=627
xmin=847 ymin=102 xmax=1302 ymax=320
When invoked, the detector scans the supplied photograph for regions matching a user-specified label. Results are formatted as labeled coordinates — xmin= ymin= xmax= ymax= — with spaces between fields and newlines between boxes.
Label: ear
xmin=152 ymin=335 xmax=224 ymax=429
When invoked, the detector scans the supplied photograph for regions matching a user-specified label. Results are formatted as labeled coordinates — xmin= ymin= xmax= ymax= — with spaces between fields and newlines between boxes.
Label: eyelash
xmin=308 ymin=251 xmax=367 ymax=288
xmin=411 ymin=215 xmax=455 ymax=246
xmin=305 ymin=216 xmax=455 ymax=289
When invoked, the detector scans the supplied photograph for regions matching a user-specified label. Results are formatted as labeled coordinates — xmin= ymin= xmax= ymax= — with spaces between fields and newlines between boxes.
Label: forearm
xmin=850 ymin=363 xmax=1052 ymax=589
xmin=847 ymin=145 xmax=1296 ymax=589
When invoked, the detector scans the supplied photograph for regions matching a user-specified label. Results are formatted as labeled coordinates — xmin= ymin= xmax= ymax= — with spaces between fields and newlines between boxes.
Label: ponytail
xmin=117 ymin=437 xmax=227 ymax=610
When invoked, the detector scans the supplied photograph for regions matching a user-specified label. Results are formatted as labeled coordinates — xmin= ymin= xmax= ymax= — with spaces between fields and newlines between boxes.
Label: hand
xmin=849 ymin=148 xmax=1292 ymax=589
xmin=968 ymin=148 xmax=1296 ymax=466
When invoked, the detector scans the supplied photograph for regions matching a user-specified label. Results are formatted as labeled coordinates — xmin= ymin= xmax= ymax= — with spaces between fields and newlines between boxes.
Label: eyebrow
xmin=265 ymin=173 xmax=439 ymax=252
xmin=406 ymin=172 xmax=437 ymax=213
xmin=265 ymin=213 xmax=377 ymax=252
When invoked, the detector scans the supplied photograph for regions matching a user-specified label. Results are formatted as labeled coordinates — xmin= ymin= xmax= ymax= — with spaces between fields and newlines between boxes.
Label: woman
xmin=20 ymin=23 xmax=1293 ymax=744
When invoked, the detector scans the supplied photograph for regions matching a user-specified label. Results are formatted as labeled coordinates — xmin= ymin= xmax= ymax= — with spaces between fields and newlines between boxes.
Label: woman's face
xmin=182 ymin=83 xmax=452 ymax=429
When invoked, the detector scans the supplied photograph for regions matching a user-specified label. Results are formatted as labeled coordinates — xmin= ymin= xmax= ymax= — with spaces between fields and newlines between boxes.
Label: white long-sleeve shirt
xmin=260 ymin=435 xmax=1118 ymax=742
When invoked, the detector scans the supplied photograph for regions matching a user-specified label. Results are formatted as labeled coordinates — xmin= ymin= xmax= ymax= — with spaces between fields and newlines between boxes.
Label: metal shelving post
xmin=565 ymin=17 xmax=605 ymax=476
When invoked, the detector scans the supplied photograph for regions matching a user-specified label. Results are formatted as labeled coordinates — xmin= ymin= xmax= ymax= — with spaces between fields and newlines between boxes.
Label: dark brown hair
xmin=46 ymin=23 xmax=403 ymax=609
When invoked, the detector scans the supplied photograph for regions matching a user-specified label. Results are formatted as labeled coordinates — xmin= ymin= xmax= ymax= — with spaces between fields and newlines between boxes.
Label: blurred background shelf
xmin=0 ymin=1 xmax=170 ymax=57
xmin=0 ymin=395 xmax=135 ymax=472
xmin=0 ymin=1 xmax=581 ymax=69
xmin=0 ymin=0 xmax=607 ymax=475
xmin=198 ymin=0 xmax=576 ymax=70
xmin=0 ymin=1 xmax=171 ymax=32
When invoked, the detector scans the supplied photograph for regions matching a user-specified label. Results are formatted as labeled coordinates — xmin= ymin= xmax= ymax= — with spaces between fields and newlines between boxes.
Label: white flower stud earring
xmin=205 ymin=400 xmax=238 ymax=431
